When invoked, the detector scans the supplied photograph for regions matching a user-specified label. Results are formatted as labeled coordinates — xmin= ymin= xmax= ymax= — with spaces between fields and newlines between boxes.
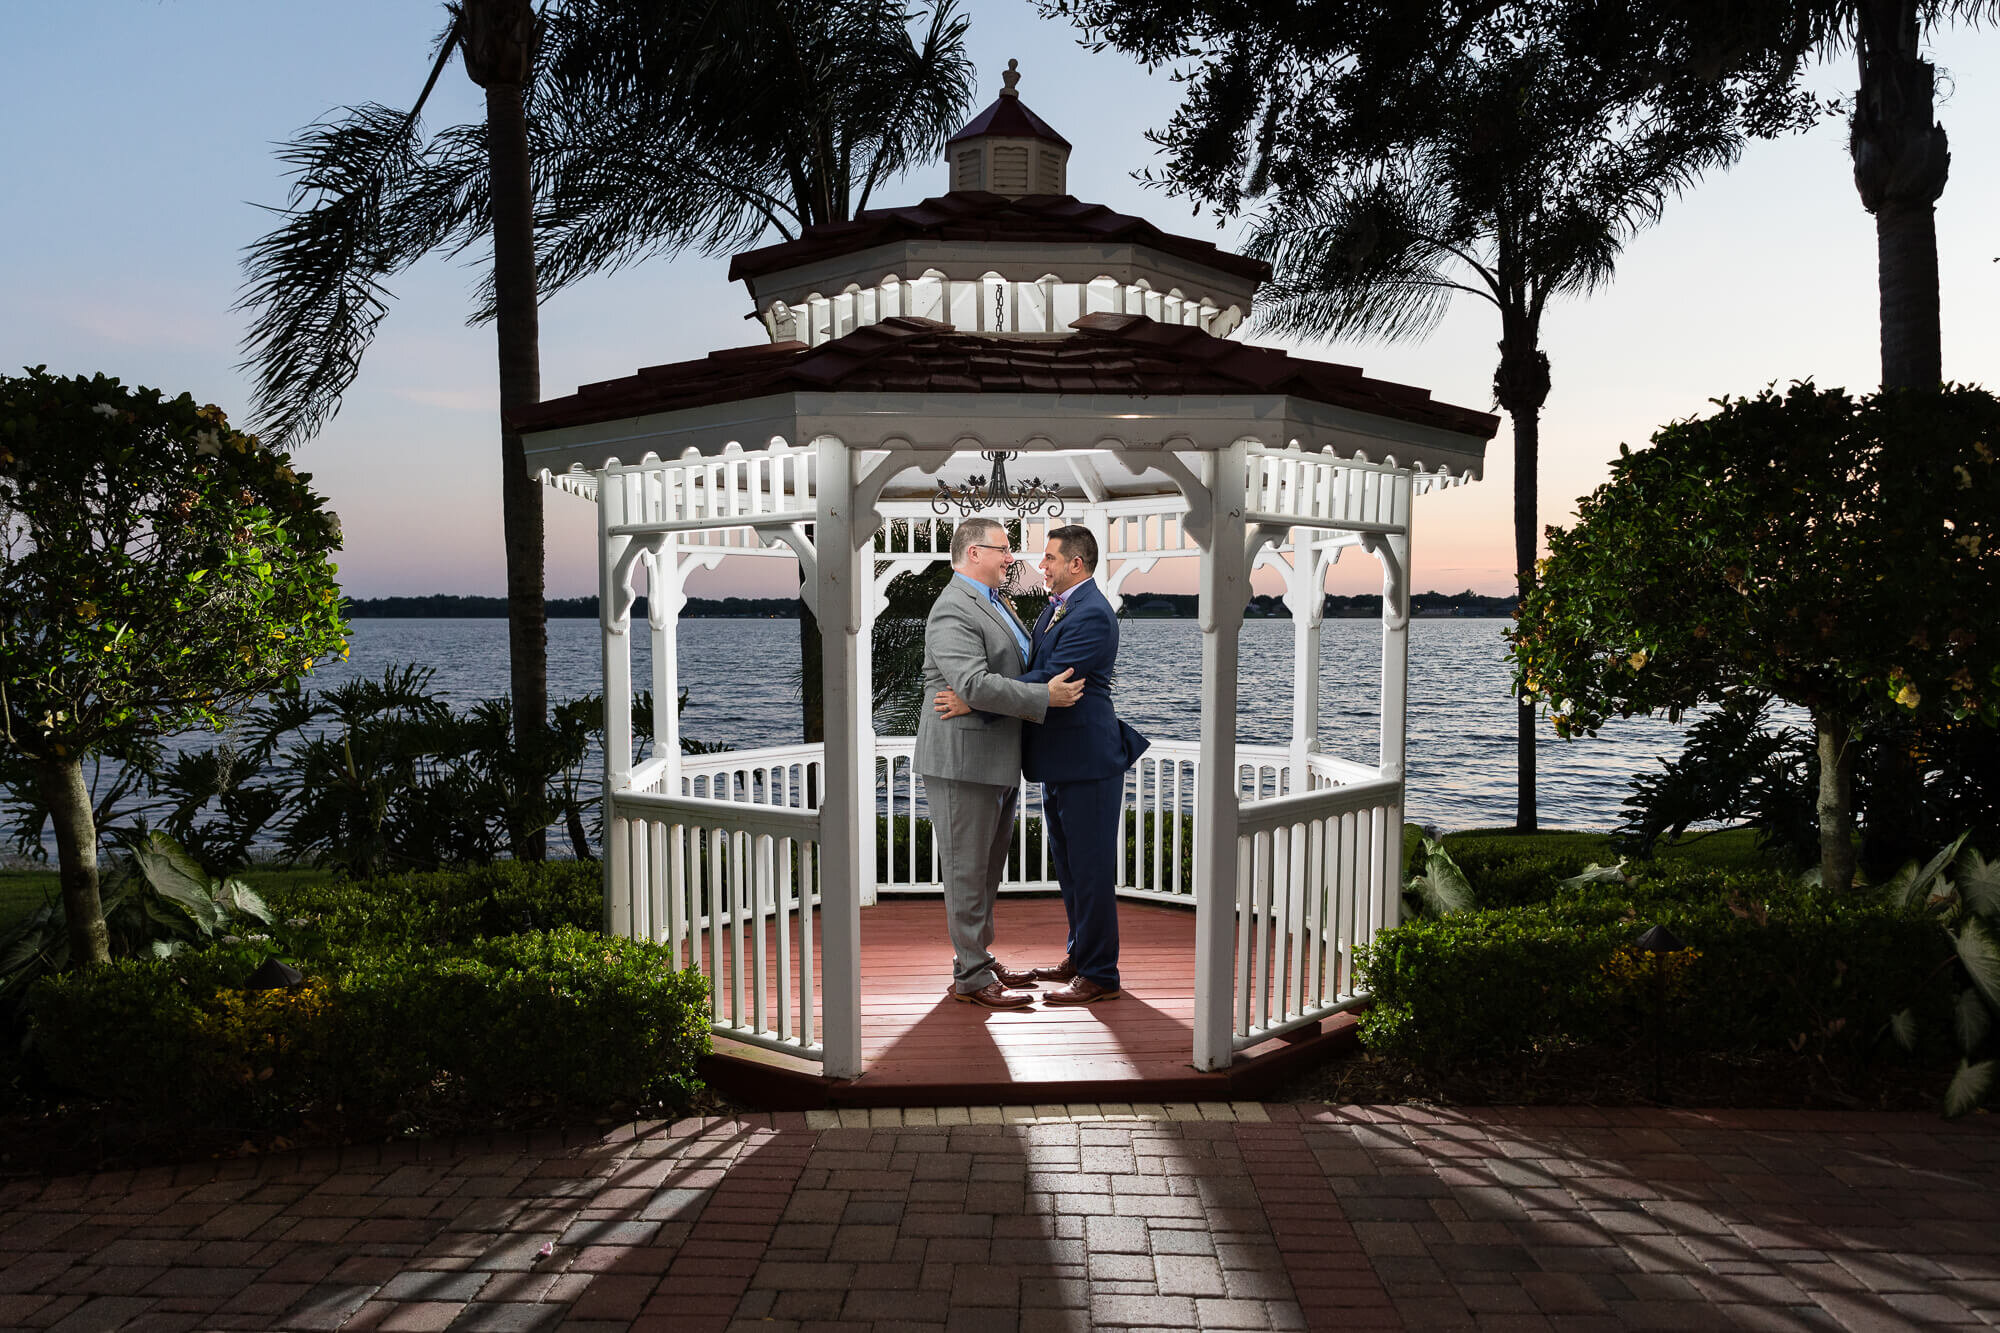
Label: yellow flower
xmin=1959 ymin=534 xmax=1983 ymax=556
xmin=1895 ymin=683 xmax=1922 ymax=709
xmin=1628 ymin=649 xmax=1648 ymax=669
xmin=77 ymin=601 xmax=98 ymax=620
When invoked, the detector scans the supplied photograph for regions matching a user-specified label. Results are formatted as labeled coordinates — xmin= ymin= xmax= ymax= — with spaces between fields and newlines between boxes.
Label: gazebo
xmin=513 ymin=71 xmax=1496 ymax=1098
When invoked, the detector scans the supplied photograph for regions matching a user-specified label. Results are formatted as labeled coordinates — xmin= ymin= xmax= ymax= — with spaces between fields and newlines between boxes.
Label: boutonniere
xmin=1049 ymin=603 xmax=1069 ymax=627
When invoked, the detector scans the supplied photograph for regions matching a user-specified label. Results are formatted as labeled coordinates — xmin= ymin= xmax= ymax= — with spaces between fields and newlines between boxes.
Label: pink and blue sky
xmin=3 ymin=3 xmax=1996 ymax=600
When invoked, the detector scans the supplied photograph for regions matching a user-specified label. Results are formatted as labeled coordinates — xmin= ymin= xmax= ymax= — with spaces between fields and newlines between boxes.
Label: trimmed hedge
xmin=1358 ymin=863 xmax=1947 ymax=1066
xmin=26 ymin=861 xmax=711 ymax=1128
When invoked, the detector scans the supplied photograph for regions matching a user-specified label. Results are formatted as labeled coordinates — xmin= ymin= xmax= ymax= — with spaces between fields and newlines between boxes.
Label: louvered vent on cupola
xmin=943 ymin=60 xmax=1071 ymax=201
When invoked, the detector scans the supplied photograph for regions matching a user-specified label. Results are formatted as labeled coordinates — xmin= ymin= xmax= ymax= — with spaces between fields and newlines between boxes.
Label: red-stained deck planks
xmin=696 ymin=897 xmax=1360 ymax=1109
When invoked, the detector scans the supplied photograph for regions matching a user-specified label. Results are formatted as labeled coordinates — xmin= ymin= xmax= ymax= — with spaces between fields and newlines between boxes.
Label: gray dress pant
xmin=922 ymin=773 xmax=1018 ymax=993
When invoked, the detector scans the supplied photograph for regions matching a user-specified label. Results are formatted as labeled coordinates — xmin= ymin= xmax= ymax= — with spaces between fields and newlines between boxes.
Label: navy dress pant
xmin=1044 ymin=772 xmax=1123 ymax=989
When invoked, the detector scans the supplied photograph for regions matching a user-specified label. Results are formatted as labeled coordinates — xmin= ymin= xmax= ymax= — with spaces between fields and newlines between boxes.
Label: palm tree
xmin=240 ymin=0 xmax=549 ymax=855
xmin=1243 ymin=43 xmax=1746 ymax=831
xmin=239 ymin=0 xmax=974 ymax=815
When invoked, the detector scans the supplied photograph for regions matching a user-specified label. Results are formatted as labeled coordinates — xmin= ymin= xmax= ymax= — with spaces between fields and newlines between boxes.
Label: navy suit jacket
xmin=1019 ymin=578 xmax=1149 ymax=784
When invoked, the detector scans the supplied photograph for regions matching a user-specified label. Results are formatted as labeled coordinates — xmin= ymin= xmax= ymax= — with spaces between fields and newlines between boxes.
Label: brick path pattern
xmin=1 ymin=1103 xmax=1996 ymax=1331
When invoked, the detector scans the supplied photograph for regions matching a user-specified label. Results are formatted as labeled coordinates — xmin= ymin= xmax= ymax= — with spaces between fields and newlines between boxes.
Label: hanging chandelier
xmin=931 ymin=450 xmax=1065 ymax=519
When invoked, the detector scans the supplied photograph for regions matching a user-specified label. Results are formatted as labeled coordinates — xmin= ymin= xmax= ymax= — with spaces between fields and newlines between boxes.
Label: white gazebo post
xmin=1192 ymin=442 xmax=1249 ymax=1071
xmin=1285 ymin=528 xmax=1327 ymax=783
xmin=598 ymin=472 xmax=636 ymax=938
xmin=814 ymin=435 xmax=866 ymax=1079
xmin=853 ymin=565 xmax=879 ymax=908
xmin=1366 ymin=507 xmax=1413 ymax=931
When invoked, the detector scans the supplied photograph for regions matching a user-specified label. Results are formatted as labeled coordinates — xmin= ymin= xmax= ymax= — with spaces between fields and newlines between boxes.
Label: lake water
xmin=306 ymin=615 xmax=1689 ymax=832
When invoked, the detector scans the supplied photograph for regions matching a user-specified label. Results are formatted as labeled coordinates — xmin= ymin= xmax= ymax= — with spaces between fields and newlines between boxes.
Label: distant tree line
xmin=345 ymin=595 xmax=802 ymax=619
xmin=347 ymin=591 xmax=1516 ymax=620
xmin=1124 ymin=591 xmax=1517 ymax=619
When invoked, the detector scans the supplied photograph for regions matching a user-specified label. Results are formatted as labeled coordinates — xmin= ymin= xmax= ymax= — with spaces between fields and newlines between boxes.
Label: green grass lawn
xmin=1441 ymin=825 xmax=1772 ymax=870
xmin=0 ymin=866 xmax=336 ymax=935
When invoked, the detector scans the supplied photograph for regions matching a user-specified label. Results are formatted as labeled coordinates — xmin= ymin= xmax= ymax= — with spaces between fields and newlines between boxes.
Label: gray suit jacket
xmin=913 ymin=576 xmax=1048 ymax=787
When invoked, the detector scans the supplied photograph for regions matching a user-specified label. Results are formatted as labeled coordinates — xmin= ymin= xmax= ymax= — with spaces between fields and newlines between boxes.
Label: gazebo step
xmin=699 ymin=1006 xmax=1361 ymax=1110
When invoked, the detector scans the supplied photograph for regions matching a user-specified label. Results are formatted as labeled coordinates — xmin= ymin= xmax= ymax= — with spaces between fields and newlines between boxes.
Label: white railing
xmin=1230 ymin=776 xmax=1402 ymax=1051
xmin=600 ymin=441 xmax=817 ymax=535
xmin=607 ymin=785 xmax=823 ymax=1062
xmin=1246 ymin=447 xmax=1412 ymax=533
xmin=760 ymin=271 xmax=1246 ymax=346
xmin=655 ymin=738 xmax=1403 ymax=1061
xmin=866 ymin=737 xmax=1319 ymax=903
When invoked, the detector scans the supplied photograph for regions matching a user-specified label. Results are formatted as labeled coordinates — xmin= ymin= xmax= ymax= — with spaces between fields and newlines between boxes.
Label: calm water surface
xmin=316 ymin=616 xmax=1688 ymax=832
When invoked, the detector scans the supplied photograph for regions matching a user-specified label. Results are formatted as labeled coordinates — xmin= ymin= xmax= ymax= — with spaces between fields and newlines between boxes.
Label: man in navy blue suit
xmin=936 ymin=524 xmax=1148 ymax=1005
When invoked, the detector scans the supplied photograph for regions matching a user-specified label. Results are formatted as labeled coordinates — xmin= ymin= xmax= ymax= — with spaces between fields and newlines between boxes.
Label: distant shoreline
xmin=345 ymin=592 xmax=1518 ymax=620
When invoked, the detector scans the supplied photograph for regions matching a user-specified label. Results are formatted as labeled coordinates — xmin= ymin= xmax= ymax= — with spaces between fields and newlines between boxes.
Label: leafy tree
xmin=1509 ymin=382 xmax=2000 ymax=892
xmin=1045 ymin=2 xmax=1805 ymax=831
xmin=0 ymin=369 xmax=346 ymax=965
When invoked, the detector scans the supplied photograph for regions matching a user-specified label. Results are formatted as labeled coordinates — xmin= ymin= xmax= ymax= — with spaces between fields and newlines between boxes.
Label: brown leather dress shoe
xmin=994 ymin=963 xmax=1039 ymax=988
xmin=1030 ymin=957 xmax=1077 ymax=983
xmin=950 ymin=982 xmax=1035 ymax=1009
xmin=1042 ymin=976 xmax=1120 ymax=1005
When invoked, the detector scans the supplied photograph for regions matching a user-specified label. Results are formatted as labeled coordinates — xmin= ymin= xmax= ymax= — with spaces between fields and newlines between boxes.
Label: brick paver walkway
xmin=3 ymin=1103 xmax=1997 ymax=1331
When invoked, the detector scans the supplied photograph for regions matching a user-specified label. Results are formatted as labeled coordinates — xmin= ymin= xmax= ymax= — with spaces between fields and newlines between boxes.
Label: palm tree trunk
xmin=489 ymin=79 xmax=548 ymax=862
xmin=1852 ymin=0 xmax=1949 ymax=392
xmin=1494 ymin=317 xmax=1551 ymax=834
xmin=1815 ymin=716 xmax=1857 ymax=892
xmin=39 ymin=756 xmax=108 ymax=966
xmin=465 ymin=0 xmax=548 ymax=861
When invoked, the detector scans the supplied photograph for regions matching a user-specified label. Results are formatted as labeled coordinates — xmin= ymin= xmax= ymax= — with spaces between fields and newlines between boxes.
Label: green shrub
xmin=264 ymin=860 xmax=602 ymax=954
xmin=1357 ymin=862 xmax=1944 ymax=1067
xmin=29 ymin=926 xmax=708 ymax=1126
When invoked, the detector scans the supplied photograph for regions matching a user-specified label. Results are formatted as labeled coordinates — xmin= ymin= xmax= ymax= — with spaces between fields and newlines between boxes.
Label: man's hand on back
xmin=933 ymin=667 xmax=1084 ymax=719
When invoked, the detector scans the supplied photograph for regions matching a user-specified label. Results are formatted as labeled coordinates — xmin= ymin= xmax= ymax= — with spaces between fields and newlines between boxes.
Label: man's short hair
xmin=1047 ymin=524 xmax=1098 ymax=573
xmin=950 ymin=516 xmax=1006 ymax=565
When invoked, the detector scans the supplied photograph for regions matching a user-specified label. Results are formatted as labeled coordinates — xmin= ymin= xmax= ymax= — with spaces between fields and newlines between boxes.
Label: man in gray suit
xmin=915 ymin=516 xmax=1085 ymax=1008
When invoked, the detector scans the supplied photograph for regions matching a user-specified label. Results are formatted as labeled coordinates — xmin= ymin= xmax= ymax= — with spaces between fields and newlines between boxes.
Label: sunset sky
xmin=4 ymin=3 xmax=1996 ymax=602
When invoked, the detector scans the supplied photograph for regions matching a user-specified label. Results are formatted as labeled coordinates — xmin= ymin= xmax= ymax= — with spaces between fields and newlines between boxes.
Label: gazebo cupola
xmin=729 ymin=62 xmax=1265 ymax=347
xmin=944 ymin=58 xmax=1070 ymax=198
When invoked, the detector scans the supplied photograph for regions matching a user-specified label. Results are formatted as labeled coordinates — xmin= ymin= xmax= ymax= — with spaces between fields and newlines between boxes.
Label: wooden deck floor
xmin=700 ymin=897 xmax=1360 ymax=1109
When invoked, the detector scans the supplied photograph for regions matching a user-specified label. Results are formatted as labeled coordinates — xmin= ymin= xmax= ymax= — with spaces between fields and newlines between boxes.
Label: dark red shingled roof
xmin=726 ymin=192 xmax=1271 ymax=285
xmin=946 ymin=94 xmax=1071 ymax=148
xmin=511 ymin=313 xmax=1500 ymax=442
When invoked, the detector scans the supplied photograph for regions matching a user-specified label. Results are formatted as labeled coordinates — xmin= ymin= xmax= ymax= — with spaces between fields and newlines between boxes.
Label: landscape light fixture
xmin=932 ymin=450 xmax=1064 ymax=519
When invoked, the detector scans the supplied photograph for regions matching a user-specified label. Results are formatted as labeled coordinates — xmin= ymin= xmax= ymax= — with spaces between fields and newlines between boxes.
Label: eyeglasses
xmin=969 ymin=543 xmax=1014 ymax=557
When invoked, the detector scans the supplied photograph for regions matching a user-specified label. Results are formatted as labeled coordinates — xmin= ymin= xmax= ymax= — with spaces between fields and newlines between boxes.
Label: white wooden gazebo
xmin=513 ymin=76 xmax=1495 ymax=1083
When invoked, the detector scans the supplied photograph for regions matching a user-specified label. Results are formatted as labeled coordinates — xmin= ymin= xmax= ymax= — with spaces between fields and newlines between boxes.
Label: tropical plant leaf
xmin=131 ymin=832 xmax=225 ymax=934
xmin=1901 ymin=831 xmax=1970 ymax=909
xmin=1957 ymin=847 xmax=2000 ymax=919
xmin=1945 ymin=1059 xmax=1996 ymax=1118
xmin=1559 ymin=860 xmax=1628 ymax=888
xmin=214 ymin=879 xmax=274 ymax=926
xmin=1954 ymin=916 xmax=2000 ymax=1012
xmin=1886 ymin=1007 xmax=1919 ymax=1052
xmin=1955 ymin=987 xmax=1991 ymax=1055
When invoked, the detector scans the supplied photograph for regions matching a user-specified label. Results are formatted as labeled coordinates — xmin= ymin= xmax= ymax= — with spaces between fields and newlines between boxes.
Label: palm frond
xmin=1246 ymin=166 xmax=1490 ymax=344
xmin=236 ymin=104 xmax=486 ymax=448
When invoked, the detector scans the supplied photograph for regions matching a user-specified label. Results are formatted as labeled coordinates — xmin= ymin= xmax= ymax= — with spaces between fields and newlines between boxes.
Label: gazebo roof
xmin=511 ymin=312 xmax=1495 ymax=441
xmin=726 ymin=192 xmax=1271 ymax=287
xmin=945 ymin=91 xmax=1070 ymax=149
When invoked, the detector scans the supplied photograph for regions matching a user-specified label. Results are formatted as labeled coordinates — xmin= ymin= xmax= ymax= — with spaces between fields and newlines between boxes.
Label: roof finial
xmin=1000 ymin=58 xmax=1021 ymax=98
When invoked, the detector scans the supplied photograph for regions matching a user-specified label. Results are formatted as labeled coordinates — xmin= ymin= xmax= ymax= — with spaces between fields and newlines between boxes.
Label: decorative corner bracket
xmin=1360 ymin=533 xmax=1409 ymax=630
